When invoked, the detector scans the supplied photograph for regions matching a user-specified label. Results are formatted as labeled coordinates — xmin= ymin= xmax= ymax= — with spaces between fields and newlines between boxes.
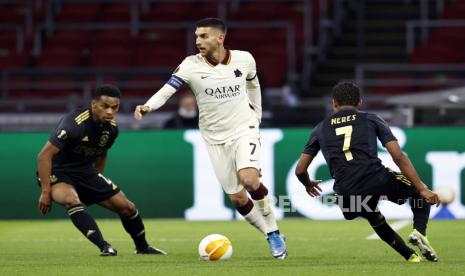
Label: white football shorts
xmin=206 ymin=132 xmax=261 ymax=194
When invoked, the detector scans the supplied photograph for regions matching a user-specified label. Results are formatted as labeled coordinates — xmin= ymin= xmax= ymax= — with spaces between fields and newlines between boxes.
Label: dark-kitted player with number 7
xmin=295 ymin=82 xmax=440 ymax=263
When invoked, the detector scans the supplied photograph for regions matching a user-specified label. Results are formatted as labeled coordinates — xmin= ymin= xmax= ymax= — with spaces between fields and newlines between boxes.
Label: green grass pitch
xmin=1 ymin=219 xmax=464 ymax=275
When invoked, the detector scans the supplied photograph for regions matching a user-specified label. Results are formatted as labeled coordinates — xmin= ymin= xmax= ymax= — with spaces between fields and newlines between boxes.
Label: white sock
xmin=254 ymin=196 xmax=278 ymax=234
xmin=244 ymin=204 xmax=268 ymax=235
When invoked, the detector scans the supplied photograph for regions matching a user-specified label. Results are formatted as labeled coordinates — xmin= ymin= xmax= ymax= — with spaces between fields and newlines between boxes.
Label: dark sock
xmin=249 ymin=183 xmax=268 ymax=200
xmin=410 ymin=197 xmax=430 ymax=236
xmin=366 ymin=213 xmax=415 ymax=260
xmin=267 ymin=230 xmax=280 ymax=237
xmin=120 ymin=210 xmax=149 ymax=250
xmin=67 ymin=204 xmax=107 ymax=250
xmin=236 ymin=198 xmax=254 ymax=216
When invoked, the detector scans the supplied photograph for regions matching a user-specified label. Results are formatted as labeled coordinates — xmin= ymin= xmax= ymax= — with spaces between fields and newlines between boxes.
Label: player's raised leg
xmin=207 ymin=142 xmax=268 ymax=236
xmin=398 ymin=180 xmax=438 ymax=262
xmin=206 ymin=141 xmax=285 ymax=259
xmin=407 ymin=196 xmax=438 ymax=262
xmin=238 ymin=168 xmax=287 ymax=259
xmin=385 ymin=173 xmax=438 ymax=262
xmin=362 ymin=211 xmax=420 ymax=262
xmin=98 ymin=191 xmax=166 ymax=255
xmin=51 ymin=183 xmax=115 ymax=256
xmin=228 ymin=189 xmax=268 ymax=234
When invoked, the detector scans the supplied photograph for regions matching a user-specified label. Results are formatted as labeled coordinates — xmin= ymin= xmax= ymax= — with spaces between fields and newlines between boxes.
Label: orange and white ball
xmin=198 ymin=234 xmax=233 ymax=261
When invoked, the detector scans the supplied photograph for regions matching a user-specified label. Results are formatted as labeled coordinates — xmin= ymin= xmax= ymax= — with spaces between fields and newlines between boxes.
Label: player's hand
xmin=134 ymin=105 xmax=151 ymax=121
xmin=38 ymin=191 xmax=52 ymax=215
xmin=420 ymin=189 xmax=440 ymax=207
xmin=305 ymin=180 xmax=323 ymax=197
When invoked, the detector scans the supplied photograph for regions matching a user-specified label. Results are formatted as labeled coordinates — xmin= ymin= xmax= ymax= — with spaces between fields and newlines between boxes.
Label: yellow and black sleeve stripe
xmin=74 ymin=110 xmax=90 ymax=125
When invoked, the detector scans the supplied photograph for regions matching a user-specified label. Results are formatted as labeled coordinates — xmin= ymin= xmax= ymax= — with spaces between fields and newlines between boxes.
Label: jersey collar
xmin=204 ymin=49 xmax=231 ymax=67
xmin=334 ymin=106 xmax=358 ymax=115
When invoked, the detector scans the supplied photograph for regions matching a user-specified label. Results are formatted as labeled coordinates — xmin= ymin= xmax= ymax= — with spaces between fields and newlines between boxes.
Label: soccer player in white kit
xmin=134 ymin=18 xmax=287 ymax=259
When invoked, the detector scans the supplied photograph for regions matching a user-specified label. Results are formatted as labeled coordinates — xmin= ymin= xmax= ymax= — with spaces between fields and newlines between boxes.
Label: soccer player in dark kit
xmin=295 ymin=82 xmax=440 ymax=263
xmin=37 ymin=84 xmax=165 ymax=256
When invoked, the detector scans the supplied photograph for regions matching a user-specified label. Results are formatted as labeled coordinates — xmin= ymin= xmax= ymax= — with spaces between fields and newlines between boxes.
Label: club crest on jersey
xmin=234 ymin=69 xmax=242 ymax=78
xmin=99 ymin=133 xmax=109 ymax=147
xmin=205 ymin=85 xmax=241 ymax=99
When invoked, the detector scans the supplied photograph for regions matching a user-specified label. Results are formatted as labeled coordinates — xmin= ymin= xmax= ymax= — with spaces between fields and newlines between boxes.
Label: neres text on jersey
xmin=331 ymin=114 xmax=357 ymax=125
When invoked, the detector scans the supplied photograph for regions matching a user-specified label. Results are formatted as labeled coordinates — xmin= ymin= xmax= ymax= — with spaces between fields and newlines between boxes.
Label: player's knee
xmin=61 ymin=195 xmax=81 ymax=208
xmin=239 ymin=175 xmax=259 ymax=191
xmin=373 ymin=213 xmax=385 ymax=224
xmin=365 ymin=213 xmax=385 ymax=227
xmin=118 ymin=201 xmax=136 ymax=217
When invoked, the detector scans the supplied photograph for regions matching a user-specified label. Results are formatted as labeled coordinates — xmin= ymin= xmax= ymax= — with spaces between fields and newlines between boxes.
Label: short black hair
xmin=196 ymin=18 xmax=227 ymax=33
xmin=332 ymin=82 xmax=361 ymax=106
xmin=93 ymin=84 xmax=121 ymax=99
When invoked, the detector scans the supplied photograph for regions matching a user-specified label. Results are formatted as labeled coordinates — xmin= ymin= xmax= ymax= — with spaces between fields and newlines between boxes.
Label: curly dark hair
xmin=332 ymin=82 xmax=360 ymax=106
xmin=93 ymin=84 xmax=121 ymax=99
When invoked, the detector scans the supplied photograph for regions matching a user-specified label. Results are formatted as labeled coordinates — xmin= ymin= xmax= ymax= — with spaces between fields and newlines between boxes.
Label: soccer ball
xmin=198 ymin=234 xmax=233 ymax=261
xmin=435 ymin=186 xmax=456 ymax=205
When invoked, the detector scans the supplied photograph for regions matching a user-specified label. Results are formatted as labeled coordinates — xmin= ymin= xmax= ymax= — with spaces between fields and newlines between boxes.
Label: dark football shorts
xmin=37 ymin=171 xmax=121 ymax=205
xmin=337 ymin=168 xmax=425 ymax=220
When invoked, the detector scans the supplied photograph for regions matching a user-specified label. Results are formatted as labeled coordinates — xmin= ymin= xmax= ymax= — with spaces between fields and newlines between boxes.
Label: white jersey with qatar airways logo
xmin=172 ymin=50 xmax=260 ymax=144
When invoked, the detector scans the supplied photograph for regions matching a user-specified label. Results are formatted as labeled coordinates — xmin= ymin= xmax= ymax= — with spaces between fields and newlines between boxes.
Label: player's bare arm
xmin=37 ymin=141 xmax=60 ymax=214
xmin=95 ymin=150 xmax=108 ymax=174
xmin=295 ymin=153 xmax=322 ymax=197
xmin=385 ymin=140 xmax=440 ymax=206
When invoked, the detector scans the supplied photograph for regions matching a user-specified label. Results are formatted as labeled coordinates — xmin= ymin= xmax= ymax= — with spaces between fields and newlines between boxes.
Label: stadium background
xmin=1 ymin=0 xmax=464 ymax=220
xmin=1 ymin=1 xmax=465 ymax=274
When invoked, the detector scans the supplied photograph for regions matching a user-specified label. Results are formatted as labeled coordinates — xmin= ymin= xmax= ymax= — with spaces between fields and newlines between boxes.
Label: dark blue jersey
xmin=48 ymin=109 xmax=118 ymax=175
xmin=303 ymin=107 xmax=397 ymax=195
